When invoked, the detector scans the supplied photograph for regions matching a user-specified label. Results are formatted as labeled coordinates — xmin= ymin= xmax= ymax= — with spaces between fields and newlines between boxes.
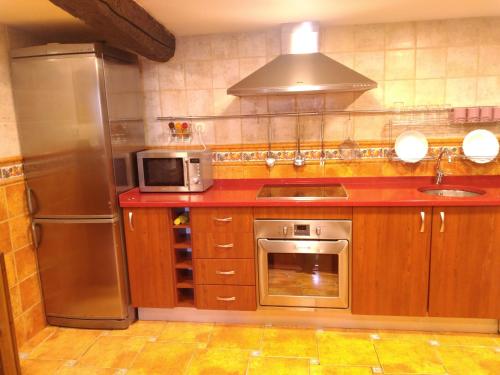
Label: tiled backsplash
xmin=142 ymin=17 xmax=500 ymax=148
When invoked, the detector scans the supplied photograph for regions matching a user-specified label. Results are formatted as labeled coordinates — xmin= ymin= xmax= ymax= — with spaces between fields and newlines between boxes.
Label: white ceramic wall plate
xmin=462 ymin=129 xmax=499 ymax=164
xmin=395 ymin=130 xmax=429 ymax=163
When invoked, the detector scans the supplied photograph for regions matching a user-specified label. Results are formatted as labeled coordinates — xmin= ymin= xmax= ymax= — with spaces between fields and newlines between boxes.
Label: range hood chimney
xmin=227 ymin=22 xmax=377 ymax=97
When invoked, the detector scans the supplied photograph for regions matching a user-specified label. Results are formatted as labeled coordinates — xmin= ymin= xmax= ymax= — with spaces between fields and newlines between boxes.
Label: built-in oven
xmin=255 ymin=219 xmax=351 ymax=309
xmin=137 ymin=150 xmax=213 ymax=192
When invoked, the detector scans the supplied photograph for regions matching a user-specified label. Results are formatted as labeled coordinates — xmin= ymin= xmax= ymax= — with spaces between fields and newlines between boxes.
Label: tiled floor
xmin=18 ymin=321 xmax=500 ymax=374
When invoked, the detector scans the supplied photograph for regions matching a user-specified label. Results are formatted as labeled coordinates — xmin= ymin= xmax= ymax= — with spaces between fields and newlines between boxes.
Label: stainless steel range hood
xmin=227 ymin=52 xmax=377 ymax=96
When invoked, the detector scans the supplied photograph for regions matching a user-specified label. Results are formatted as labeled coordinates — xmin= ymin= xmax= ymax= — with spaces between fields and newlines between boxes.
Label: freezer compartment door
xmin=11 ymin=54 xmax=116 ymax=217
xmin=33 ymin=218 xmax=129 ymax=320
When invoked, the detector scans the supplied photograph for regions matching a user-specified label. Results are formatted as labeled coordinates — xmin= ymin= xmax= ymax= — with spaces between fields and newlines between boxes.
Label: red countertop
xmin=119 ymin=176 xmax=500 ymax=207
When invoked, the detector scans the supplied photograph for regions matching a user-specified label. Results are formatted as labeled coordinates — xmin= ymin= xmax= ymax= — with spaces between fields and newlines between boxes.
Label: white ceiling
xmin=0 ymin=0 xmax=499 ymax=38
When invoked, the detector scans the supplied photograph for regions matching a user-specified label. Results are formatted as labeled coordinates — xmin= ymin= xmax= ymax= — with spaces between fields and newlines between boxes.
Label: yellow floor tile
xmin=20 ymin=359 xmax=64 ymax=375
xmin=129 ymin=341 xmax=195 ymax=374
xmin=29 ymin=328 xmax=102 ymax=361
xmin=377 ymin=329 xmax=435 ymax=342
xmin=158 ymin=321 xmax=214 ymax=343
xmin=247 ymin=357 xmax=310 ymax=375
xmin=261 ymin=326 xmax=317 ymax=358
xmin=317 ymin=331 xmax=379 ymax=366
xmin=375 ymin=340 xmax=446 ymax=374
xmin=433 ymin=332 xmax=499 ymax=347
xmin=108 ymin=320 xmax=167 ymax=337
xmin=208 ymin=324 xmax=263 ymax=350
xmin=438 ymin=346 xmax=500 ymax=375
xmin=186 ymin=348 xmax=249 ymax=375
xmin=56 ymin=366 xmax=118 ymax=374
xmin=77 ymin=335 xmax=147 ymax=369
xmin=310 ymin=365 xmax=374 ymax=374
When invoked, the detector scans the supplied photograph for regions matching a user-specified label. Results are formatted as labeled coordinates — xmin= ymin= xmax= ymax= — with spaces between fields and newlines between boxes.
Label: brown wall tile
xmin=0 ymin=186 xmax=7 ymax=221
xmin=5 ymin=182 xmax=28 ymax=218
xmin=19 ymin=274 xmax=42 ymax=311
xmin=0 ymin=221 xmax=12 ymax=253
xmin=4 ymin=251 xmax=17 ymax=287
xmin=9 ymin=214 xmax=31 ymax=250
xmin=9 ymin=284 xmax=22 ymax=318
xmin=15 ymin=244 xmax=37 ymax=281
xmin=22 ymin=303 xmax=46 ymax=343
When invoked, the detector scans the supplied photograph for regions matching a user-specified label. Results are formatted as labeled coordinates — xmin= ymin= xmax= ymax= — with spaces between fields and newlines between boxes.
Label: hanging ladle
xmin=265 ymin=116 xmax=276 ymax=168
xmin=293 ymin=112 xmax=306 ymax=167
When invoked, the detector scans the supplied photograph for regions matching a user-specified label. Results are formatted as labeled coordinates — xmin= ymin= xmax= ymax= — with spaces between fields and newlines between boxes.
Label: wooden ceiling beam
xmin=49 ymin=0 xmax=175 ymax=61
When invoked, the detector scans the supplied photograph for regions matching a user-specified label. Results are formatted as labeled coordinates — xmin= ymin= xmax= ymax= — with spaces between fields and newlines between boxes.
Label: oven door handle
xmin=257 ymin=239 xmax=349 ymax=254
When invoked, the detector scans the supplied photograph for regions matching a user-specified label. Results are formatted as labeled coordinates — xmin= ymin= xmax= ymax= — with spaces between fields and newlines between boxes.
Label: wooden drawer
xmin=196 ymin=285 xmax=256 ymax=311
xmin=194 ymin=259 xmax=255 ymax=285
xmin=193 ymin=232 xmax=254 ymax=259
xmin=254 ymin=206 xmax=352 ymax=219
xmin=191 ymin=207 xmax=253 ymax=233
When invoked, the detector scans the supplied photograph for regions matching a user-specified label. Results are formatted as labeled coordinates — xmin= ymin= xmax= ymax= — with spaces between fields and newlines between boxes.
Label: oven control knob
xmin=282 ymin=226 xmax=288 ymax=236
xmin=193 ymin=177 xmax=201 ymax=184
xmin=315 ymin=227 xmax=321 ymax=236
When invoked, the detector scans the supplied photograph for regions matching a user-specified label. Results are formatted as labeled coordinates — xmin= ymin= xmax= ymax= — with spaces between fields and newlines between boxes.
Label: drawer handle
xmin=216 ymin=296 xmax=236 ymax=302
xmin=214 ymin=217 xmax=232 ymax=222
xmin=420 ymin=211 xmax=425 ymax=233
xmin=440 ymin=211 xmax=445 ymax=233
xmin=216 ymin=270 xmax=235 ymax=275
xmin=215 ymin=243 xmax=234 ymax=248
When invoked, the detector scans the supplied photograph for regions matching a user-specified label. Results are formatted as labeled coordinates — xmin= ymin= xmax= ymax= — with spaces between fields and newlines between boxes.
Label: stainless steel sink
xmin=256 ymin=183 xmax=348 ymax=200
xmin=418 ymin=186 xmax=486 ymax=198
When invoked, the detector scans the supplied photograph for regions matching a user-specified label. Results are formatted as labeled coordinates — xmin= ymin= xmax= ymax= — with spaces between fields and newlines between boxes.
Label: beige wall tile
xmin=353 ymin=84 xmax=385 ymax=109
xmin=240 ymin=96 xmax=268 ymax=115
xmin=416 ymin=20 xmax=448 ymax=48
xmin=241 ymin=118 xmax=268 ymax=143
xmin=354 ymin=51 xmax=385 ymax=81
xmin=182 ymin=35 xmax=212 ymax=61
xmin=354 ymin=24 xmax=385 ymax=51
xmin=324 ymin=116 xmax=350 ymax=141
xmin=385 ymin=50 xmax=415 ymax=80
xmin=325 ymin=52 xmax=354 ymax=69
xmin=321 ymin=26 xmax=354 ymax=52
xmin=478 ymin=45 xmax=500 ymax=75
xmin=271 ymin=117 xmax=296 ymax=142
xmin=266 ymin=28 xmax=281 ymax=56
xmin=160 ymin=90 xmax=187 ymax=116
xmin=384 ymin=80 xmax=415 ymax=106
xmin=445 ymin=18 xmax=481 ymax=46
xmin=185 ymin=61 xmax=212 ymax=89
xmin=446 ymin=46 xmax=478 ymax=77
xmin=300 ymin=116 xmax=321 ymax=141
xmin=416 ymin=48 xmax=446 ymax=79
xmin=215 ymin=119 xmax=242 ymax=145
xmin=325 ymin=92 xmax=355 ymax=110
xmin=476 ymin=76 xmax=500 ymax=105
xmin=480 ymin=17 xmax=500 ymax=44
xmin=211 ymin=33 xmax=239 ymax=59
xmin=5 ymin=182 xmax=27 ymax=218
xmin=445 ymin=77 xmax=477 ymax=106
xmin=354 ymin=115 xmax=387 ymax=140
xmin=415 ymin=79 xmax=446 ymax=105
xmin=158 ymin=62 xmax=185 ymax=90
xmin=213 ymin=89 xmax=240 ymax=115
xmin=297 ymin=94 xmax=324 ymax=112
xmin=143 ymin=91 xmax=161 ymax=119
xmin=238 ymin=31 xmax=266 ymax=57
xmin=385 ymin=22 xmax=416 ymax=49
xmin=268 ymin=95 xmax=295 ymax=113
xmin=239 ymin=57 xmax=266 ymax=79
xmin=186 ymin=89 xmax=213 ymax=116
xmin=212 ymin=59 xmax=239 ymax=89
xmin=140 ymin=58 xmax=159 ymax=91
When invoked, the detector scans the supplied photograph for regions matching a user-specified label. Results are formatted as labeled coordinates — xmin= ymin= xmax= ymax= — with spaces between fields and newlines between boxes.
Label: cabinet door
xmin=352 ymin=207 xmax=432 ymax=316
xmin=429 ymin=207 xmax=500 ymax=318
xmin=123 ymin=208 xmax=175 ymax=308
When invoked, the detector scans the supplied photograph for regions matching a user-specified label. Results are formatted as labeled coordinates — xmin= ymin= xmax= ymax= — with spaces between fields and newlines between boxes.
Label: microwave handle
xmin=184 ymin=158 xmax=190 ymax=190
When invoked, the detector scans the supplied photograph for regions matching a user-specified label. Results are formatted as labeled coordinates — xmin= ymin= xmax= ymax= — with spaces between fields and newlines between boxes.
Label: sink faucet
xmin=435 ymin=148 xmax=452 ymax=184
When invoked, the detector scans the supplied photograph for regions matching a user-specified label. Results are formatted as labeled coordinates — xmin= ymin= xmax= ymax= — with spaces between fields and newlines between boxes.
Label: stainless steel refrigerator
xmin=10 ymin=43 xmax=145 ymax=329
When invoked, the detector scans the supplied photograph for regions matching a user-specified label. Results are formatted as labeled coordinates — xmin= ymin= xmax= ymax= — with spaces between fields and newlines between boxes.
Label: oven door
xmin=257 ymin=239 xmax=349 ymax=308
xmin=138 ymin=155 xmax=189 ymax=192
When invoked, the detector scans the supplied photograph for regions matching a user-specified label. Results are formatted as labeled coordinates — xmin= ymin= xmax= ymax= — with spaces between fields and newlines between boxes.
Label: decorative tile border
xmin=0 ymin=163 xmax=24 ymax=180
xmin=213 ymin=146 xmax=464 ymax=163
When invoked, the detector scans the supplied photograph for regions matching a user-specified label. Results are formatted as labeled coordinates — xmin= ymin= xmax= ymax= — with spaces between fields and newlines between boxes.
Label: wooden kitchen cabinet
xmin=428 ymin=207 xmax=500 ymax=319
xmin=123 ymin=208 xmax=176 ymax=308
xmin=352 ymin=207 xmax=432 ymax=316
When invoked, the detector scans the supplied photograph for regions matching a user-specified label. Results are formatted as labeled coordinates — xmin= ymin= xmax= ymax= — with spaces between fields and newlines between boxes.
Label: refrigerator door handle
xmin=128 ymin=211 xmax=134 ymax=231
xmin=31 ymin=222 xmax=41 ymax=249
xmin=26 ymin=186 xmax=36 ymax=215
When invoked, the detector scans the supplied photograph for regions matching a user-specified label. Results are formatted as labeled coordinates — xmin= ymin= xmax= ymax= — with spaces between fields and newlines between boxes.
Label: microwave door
xmin=140 ymin=156 xmax=189 ymax=192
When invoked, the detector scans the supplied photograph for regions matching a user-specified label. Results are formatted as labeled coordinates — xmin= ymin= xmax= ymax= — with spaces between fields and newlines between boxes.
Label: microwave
xmin=137 ymin=150 xmax=213 ymax=192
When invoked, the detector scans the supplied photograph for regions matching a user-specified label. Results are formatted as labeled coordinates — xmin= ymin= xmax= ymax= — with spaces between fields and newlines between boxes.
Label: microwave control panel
xmin=189 ymin=158 xmax=201 ymax=184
